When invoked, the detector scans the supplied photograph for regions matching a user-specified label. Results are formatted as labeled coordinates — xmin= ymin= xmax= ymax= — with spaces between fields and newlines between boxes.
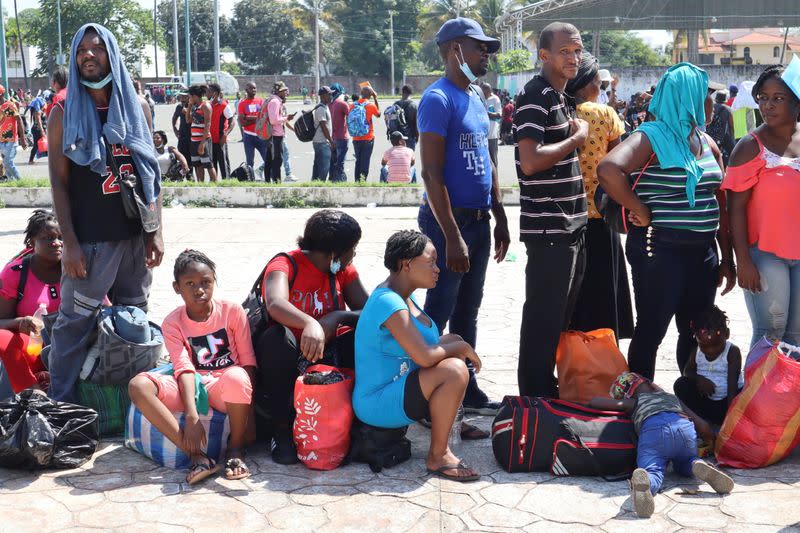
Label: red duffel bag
xmin=292 ymin=364 xmax=354 ymax=470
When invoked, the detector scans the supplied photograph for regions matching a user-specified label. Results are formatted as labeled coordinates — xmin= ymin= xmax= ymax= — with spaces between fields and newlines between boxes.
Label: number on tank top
xmin=101 ymin=163 xmax=134 ymax=195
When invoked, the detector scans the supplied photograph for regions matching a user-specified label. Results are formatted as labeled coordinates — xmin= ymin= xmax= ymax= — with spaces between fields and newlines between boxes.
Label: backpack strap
xmin=16 ymin=254 xmax=31 ymax=302
xmin=258 ymin=252 xmax=299 ymax=303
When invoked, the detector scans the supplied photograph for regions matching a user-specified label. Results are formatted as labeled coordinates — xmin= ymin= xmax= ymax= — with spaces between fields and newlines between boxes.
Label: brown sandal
xmin=427 ymin=462 xmax=481 ymax=482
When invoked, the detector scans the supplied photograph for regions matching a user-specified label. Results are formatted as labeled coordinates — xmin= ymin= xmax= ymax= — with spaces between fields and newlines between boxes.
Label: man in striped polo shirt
xmin=514 ymin=22 xmax=590 ymax=398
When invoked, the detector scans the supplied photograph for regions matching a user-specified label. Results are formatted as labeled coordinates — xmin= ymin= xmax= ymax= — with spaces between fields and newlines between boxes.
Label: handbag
xmin=555 ymin=329 xmax=629 ymax=404
xmin=243 ymin=253 xmax=298 ymax=340
xmin=103 ymin=137 xmax=160 ymax=234
xmin=594 ymin=153 xmax=655 ymax=234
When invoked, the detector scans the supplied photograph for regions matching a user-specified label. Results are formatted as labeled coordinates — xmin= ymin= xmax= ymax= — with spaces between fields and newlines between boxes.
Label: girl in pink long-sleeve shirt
xmin=129 ymin=250 xmax=256 ymax=485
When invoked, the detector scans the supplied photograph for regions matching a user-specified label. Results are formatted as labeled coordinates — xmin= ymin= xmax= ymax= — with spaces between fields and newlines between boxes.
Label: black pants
xmin=255 ymin=324 xmax=355 ymax=434
xmin=626 ymin=226 xmax=719 ymax=379
xmin=673 ymin=376 xmax=735 ymax=426
xmin=518 ymin=230 xmax=586 ymax=398
xmin=211 ymin=142 xmax=230 ymax=179
xmin=270 ymin=136 xmax=284 ymax=183
xmin=29 ymin=125 xmax=42 ymax=163
xmin=177 ymin=135 xmax=192 ymax=173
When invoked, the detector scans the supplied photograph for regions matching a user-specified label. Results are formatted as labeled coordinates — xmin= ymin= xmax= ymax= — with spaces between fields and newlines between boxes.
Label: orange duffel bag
xmin=555 ymin=329 xmax=629 ymax=404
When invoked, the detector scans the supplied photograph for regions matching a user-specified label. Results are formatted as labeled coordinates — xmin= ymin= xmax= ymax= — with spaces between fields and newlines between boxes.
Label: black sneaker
xmin=271 ymin=434 xmax=299 ymax=465
xmin=463 ymin=399 xmax=502 ymax=416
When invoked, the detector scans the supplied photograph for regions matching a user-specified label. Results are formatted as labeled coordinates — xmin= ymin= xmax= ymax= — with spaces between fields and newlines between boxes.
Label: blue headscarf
xmin=63 ymin=24 xmax=160 ymax=205
xmin=638 ymin=63 xmax=708 ymax=207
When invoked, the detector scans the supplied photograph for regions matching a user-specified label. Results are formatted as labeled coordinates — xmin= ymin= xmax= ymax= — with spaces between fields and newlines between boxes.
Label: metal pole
xmin=314 ymin=4 xmax=320 ymax=92
xmin=213 ymin=0 xmax=220 ymax=73
xmin=780 ymin=27 xmax=789 ymax=64
xmin=389 ymin=11 xmax=395 ymax=96
xmin=13 ymin=0 xmax=28 ymax=89
xmin=0 ymin=0 xmax=8 ymax=90
xmin=153 ymin=0 xmax=159 ymax=80
xmin=172 ymin=0 xmax=179 ymax=76
xmin=56 ymin=0 xmax=63 ymax=64
xmin=184 ymin=0 xmax=190 ymax=86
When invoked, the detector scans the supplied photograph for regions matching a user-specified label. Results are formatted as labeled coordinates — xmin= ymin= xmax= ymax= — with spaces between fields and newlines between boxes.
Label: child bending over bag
xmin=129 ymin=250 xmax=256 ymax=485
xmin=590 ymin=372 xmax=734 ymax=518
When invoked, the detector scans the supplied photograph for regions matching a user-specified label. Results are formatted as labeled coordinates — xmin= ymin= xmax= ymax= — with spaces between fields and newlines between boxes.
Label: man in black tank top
xmin=46 ymin=25 xmax=164 ymax=402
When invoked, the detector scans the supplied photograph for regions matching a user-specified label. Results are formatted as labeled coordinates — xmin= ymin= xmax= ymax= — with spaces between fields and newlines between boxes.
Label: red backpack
xmin=255 ymin=96 xmax=275 ymax=141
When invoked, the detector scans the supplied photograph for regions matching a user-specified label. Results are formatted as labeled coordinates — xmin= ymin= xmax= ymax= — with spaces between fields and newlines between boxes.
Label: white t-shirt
xmin=486 ymin=94 xmax=502 ymax=140
xmin=312 ymin=104 xmax=331 ymax=144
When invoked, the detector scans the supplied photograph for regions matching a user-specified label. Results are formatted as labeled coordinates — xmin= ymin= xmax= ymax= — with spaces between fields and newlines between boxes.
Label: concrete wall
xmin=499 ymin=64 xmax=775 ymax=101
xmin=0 ymin=186 xmax=521 ymax=208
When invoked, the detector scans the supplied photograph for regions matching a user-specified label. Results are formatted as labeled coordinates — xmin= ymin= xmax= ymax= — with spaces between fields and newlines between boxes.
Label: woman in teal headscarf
xmin=597 ymin=63 xmax=736 ymax=380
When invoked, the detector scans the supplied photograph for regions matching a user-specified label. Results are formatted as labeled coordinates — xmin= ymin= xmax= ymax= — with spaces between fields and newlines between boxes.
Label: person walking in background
xmin=172 ymin=91 xmax=192 ymax=172
xmin=349 ymin=84 xmax=380 ymax=181
xmin=564 ymin=52 xmax=633 ymax=342
xmin=237 ymin=82 xmax=269 ymax=173
xmin=311 ymin=86 xmax=335 ymax=181
xmin=185 ymin=85 xmax=217 ymax=183
xmin=28 ymin=91 xmax=45 ymax=164
xmin=207 ymin=83 xmax=235 ymax=179
xmin=267 ymin=82 xmax=296 ymax=183
xmin=481 ymin=82 xmax=502 ymax=167
xmin=328 ymin=83 xmax=350 ymax=182
xmin=417 ymin=17 xmax=510 ymax=419
xmin=0 ymin=85 xmax=27 ymax=180
xmin=393 ymin=85 xmax=418 ymax=151
xmin=514 ymin=22 xmax=590 ymax=398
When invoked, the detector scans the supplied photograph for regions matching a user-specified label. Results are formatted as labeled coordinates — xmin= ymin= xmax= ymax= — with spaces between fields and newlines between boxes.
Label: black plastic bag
xmin=0 ymin=389 xmax=100 ymax=469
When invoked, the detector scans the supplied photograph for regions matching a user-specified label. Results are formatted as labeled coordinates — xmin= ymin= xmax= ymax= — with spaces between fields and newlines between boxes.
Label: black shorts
xmin=403 ymin=369 xmax=430 ymax=421
xmin=190 ymin=139 xmax=213 ymax=167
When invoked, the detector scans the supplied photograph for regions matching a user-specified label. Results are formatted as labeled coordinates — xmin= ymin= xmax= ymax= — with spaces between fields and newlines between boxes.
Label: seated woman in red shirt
xmin=0 ymin=210 xmax=62 ymax=394
xmin=255 ymin=210 xmax=369 ymax=465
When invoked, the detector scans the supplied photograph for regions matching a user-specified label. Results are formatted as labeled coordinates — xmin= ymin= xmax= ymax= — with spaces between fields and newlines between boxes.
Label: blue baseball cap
xmin=436 ymin=17 xmax=500 ymax=53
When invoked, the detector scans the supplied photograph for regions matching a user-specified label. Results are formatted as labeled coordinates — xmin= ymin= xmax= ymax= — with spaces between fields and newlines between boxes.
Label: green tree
xmin=332 ymin=0 xmax=421 ymax=78
xmin=231 ymin=0 xmax=314 ymax=74
xmin=157 ymin=0 xmax=233 ymax=73
xmin=495 ymin=48 xmax=531 ymax=73
xmin=474 ymin=0 xmax=508 ymax=37
xmin=26 ymin=0 xmax=153 ymax=76
xmin=418 ymin=0 xmax=476 ymax=42
xmin=582 ymin=31 xmax=669 ymax=67
xmin=220 ymin=61 xmax=241 ymax=75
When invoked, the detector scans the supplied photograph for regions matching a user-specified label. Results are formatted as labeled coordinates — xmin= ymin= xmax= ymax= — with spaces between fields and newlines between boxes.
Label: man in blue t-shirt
xmin=417 ymin=17 xmax=510 ymax=418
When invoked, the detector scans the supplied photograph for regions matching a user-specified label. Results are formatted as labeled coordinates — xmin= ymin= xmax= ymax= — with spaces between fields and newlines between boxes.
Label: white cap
xmin=598 ymin=69 xmax=613 ymax=82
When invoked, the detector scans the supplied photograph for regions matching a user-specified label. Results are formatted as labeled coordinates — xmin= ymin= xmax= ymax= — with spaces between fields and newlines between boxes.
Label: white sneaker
xmin=284 ymin=174 xmax=298 ymax=182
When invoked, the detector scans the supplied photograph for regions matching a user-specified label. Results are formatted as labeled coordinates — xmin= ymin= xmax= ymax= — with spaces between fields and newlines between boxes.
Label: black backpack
xmin=242 ymin=253 xmax=298 ymax=341
xmin=294 ymin=104 xmax=324 ymax=143
xmin=491 ymin=396 xmax=636 ymax=479
xmin=346 ymin=420 xmax=412 ymax=473
xmin=231 ymin=162 xmax=255 ymax=182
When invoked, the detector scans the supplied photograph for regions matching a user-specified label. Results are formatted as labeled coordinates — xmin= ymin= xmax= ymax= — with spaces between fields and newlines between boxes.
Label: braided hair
xmin=384 ymin=230 xmax=430 ymax=272
xmin=691 ymin=305 xmax=729 ymax=337
xmin=751 ymin=65 xmax=786 ymax=100
xmin=297 ymin=210 xmax=362 ymax=257
xmin=24 ymin=209 xmax=58 ymax=248
xmin=173 ymin=249 xmax=217 ymax=282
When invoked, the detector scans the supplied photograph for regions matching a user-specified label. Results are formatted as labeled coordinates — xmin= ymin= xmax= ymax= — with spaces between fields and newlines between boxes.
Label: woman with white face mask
xmin=253 ymin=210 xmax=370 ymax=465
xmin=152 ymin=130 xmax=189 ymax=181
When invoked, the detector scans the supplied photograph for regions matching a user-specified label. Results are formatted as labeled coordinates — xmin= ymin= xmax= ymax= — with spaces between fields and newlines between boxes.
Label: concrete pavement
xmin=0 ymin=207 xmax=796 ymax=533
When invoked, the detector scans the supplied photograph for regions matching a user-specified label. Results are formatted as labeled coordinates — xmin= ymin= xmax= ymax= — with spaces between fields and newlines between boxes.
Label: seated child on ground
xmin=128 ymin=250 xmax=256 ymax=485
xmin=590 ymin=372 xmax=734 ymax=518
xmin=380 ymin=131 xmax=416 ymax=183
xmin=673 ymin=306 xmax=743 ymax=426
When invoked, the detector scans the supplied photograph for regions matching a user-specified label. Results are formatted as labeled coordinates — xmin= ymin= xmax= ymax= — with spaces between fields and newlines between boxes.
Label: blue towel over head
xmin=62 ymin=24 xmax=160 ymax=205
xmin=637 ymin=63 xmax=709 ymax=207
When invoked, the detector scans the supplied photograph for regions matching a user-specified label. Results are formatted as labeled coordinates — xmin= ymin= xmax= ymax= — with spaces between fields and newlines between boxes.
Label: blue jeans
xmin=243 ymin=134 xmax=269 ymax=170
xmin=0 ymin=142 xmax=20 ymax=180
xmin=418 ymin=203 xmax=491 ymax=404
xmin=637 ymin=412 xmax=698 ymax=494
xmin=626 ymin=226 xmax=719 ymax=378
xmin=405 ymin=138 xmax=417 ymax=152
xmin=380 ymin=166 xmax=416 ymax=183
xmin=312 ymin=142 xmax=332 ymax=181
xmin=352 ymin=139 xmax=374 ymax=181
xmin=329 ymin=139 xmax=349 ymax=182
xmin=282 ymin=140 xmax=292 ymax=176
xmin=744 ymin=246 xmax=800 ymax=348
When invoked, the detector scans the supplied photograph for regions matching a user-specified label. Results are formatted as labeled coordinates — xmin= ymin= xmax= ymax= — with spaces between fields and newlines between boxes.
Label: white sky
xmin=13 ymin=0 xmax=673 ymax=50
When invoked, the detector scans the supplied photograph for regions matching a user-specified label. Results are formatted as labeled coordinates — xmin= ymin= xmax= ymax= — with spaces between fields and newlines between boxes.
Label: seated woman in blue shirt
xmin=354 ymin=230 xmax=483 ymax=482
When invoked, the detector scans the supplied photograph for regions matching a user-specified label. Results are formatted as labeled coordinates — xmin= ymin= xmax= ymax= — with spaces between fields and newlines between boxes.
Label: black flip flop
xmin=461 ymin=421 xmax=489 ymax=440
xmin=427 ymin=462 xmax=481 ymax=482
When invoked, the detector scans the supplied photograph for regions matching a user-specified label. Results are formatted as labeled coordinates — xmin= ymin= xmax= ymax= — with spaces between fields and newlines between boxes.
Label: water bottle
xmin=448 ymin=405 xmax=464 ymax=454
xmin=26 ymin=303 xmax=47 ymax=357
